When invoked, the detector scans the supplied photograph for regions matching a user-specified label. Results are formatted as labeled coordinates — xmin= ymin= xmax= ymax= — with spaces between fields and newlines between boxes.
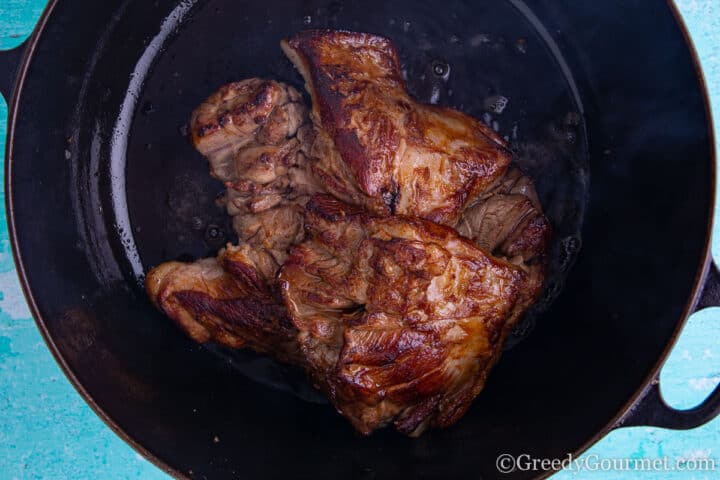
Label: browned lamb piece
xmin=281 ymin=30 xmax=513 ymax=226
xmin=146 ymin=31 xmax=552 ymax=437
xmin=191 ymin=78 xmax=322 ymax=280
xmin=278 ymin=194 xmax=529 ymax=436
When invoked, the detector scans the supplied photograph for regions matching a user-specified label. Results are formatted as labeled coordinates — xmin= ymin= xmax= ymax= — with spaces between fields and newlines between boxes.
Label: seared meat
xmin=191 ymin=78 xmax=322 ymax=279
xmin=457 ymin=168 xmax=549 ymax=262
xmin=146 ymin=79 xmax=322 ymax=360
xmin=281 ymin=30 xmax=512 ymax=225
xmin=191 ymin=78 xmax=306 ymax=184
xmin=278 ymin=195 xmax=527 ymax=435
xmin=146 ymin=245 xmax=301 ymax=364
xmin=457 ymin=167 xmax=551 ymax=310
xmin=230 ymin=205 xmax=305 ymax=282
xmin=146 ymin=31 xmax=553 ymax=438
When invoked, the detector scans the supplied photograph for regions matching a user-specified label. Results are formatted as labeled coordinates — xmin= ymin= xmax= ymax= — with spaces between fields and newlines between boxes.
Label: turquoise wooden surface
xmin=1 ymin=1 xmax=719 ymax=478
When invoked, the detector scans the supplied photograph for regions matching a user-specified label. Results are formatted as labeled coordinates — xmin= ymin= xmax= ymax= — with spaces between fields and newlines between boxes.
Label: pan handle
xmin=617 ymin=380 xmax=720 ymax=430
xmin=694 ymin=257 xmax=720 ymax=311
xmin=0 ymin=43 xmax=27 ymax=102
xmin=616 ymin=259 xmax=720 ymax=429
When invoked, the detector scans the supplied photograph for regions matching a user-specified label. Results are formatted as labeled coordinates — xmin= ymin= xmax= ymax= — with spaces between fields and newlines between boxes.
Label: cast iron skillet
xmin=2 ymin=1 xmax=720 ymax=479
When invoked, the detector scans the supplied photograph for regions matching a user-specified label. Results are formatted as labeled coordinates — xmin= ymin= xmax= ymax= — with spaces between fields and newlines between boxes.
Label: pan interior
xmin=103 ymin=0 xmax=590 ymax=389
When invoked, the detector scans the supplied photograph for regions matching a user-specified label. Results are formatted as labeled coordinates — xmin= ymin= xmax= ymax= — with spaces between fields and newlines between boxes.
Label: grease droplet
xmin=516 ymin=38 xmax=527 ymax=54
xmin=142 ymin=101 xmax=155 ymax=115
xmin=191 ymin=216 xmax=204 ymax=230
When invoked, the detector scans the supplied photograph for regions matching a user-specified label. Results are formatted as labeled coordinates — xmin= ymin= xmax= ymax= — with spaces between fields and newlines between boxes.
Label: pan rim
xmin=3 ymin=1 xmax=190 ymax=479
xmin=547 ymin=0 xmax=718 ymax=472
xmin=3 ymin=1 xmax=716 ymax=479
xmin=532 ymin=0 xmax=718 ymax=476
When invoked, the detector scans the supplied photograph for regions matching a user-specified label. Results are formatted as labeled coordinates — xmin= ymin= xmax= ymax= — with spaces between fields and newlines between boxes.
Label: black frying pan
xmin=2 ymin=1 xmax=720 ymax=479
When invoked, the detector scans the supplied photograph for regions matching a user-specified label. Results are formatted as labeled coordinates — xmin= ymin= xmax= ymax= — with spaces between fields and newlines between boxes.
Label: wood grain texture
xmin=0 ymin=0 xmax=46 ymax=49
xmin=0 ymin=0 xmax=719 ymax=478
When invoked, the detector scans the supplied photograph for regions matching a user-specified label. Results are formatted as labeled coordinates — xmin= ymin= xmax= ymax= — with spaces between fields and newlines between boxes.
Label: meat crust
xmin=191 ymin=78 xmax=322 ymax=280
xmin=146 ymin=79 xmax=322 ymax=363
xmin=146 ymin=31 xmax=553 ymax=437
xmin=279 ymin=194 xmax=527 ymax=435
xmin=146 ymin=245 xmax=301 ymax=364
xmin=282 ymin=30 xmax=512 ymax=225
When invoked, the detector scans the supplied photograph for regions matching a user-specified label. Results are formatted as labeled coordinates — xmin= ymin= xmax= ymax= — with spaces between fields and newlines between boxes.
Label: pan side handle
xmin=616 ymin=259 xmax=720 ymax=429
xmin=0 ymin=43 xmax=27 ymax=103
